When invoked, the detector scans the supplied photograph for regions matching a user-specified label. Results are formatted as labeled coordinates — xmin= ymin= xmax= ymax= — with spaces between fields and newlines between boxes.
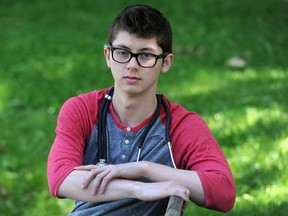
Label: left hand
xmin=74 ymin=162 xmax=144 ymax=195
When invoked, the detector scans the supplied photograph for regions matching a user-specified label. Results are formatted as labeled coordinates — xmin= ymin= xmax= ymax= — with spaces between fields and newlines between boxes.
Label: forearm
xmin=57 ymin=169 xmax=189 ymax=203
xmin=140 ymin=161 xmax=205 ymax=205
xmin=58 ymin=170 xmax=136 ymax=202
xmin=140 ymin=161 xmax=235 ymax=211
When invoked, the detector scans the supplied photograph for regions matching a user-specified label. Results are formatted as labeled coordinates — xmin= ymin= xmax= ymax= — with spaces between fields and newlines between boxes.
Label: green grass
xmin=1 ymin=0 xmax=287 ymax=215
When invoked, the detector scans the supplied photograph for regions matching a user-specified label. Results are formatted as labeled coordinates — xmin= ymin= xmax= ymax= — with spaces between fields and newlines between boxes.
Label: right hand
xmin=75 ymin=162 xmax=143 ymax=195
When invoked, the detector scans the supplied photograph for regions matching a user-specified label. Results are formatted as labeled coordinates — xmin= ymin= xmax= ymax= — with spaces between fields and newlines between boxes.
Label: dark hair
xmin=108 ymin=4 xmax=173 ymax=53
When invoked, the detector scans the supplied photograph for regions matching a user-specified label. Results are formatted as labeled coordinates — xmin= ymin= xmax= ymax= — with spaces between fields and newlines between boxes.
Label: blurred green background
xmin=0 ymin=0 xmax=287 ymax=215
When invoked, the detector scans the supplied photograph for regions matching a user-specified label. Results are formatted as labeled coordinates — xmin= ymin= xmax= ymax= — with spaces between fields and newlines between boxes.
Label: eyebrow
xmin=113 ymin=44 xmax=157 ymax=53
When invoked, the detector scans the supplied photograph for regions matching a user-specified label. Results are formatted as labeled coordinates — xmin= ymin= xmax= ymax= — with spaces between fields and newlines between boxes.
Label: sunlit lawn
xmin=0 ymin=0 xmax=287 ymax=215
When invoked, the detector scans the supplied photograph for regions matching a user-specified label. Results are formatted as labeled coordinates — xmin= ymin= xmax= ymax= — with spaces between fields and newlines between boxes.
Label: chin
xmin=120 ymin=85 xmax=143 ymax=95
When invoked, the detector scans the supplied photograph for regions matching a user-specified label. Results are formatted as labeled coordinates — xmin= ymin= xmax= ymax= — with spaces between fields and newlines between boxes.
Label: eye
xmin=139 ymin=53 xmax=154 ymax=60
xmin=115 ymin=49 xmax=129 ymax=57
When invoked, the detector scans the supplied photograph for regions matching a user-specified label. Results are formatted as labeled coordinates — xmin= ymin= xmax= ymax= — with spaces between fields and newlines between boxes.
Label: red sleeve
xmin=47 ymin=91 xmax=101 ymax=198
xmin=169 ymin=102 xmax=236 ymax=212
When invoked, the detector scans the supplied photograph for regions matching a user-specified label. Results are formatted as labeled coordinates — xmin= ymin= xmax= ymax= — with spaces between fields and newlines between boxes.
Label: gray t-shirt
xmin=69 ymin=112 xmax=174 ymax=216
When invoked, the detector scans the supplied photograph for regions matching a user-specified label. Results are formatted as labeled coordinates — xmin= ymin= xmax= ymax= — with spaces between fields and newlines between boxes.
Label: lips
xmin=124 ymin=76 xmax=141 ymax=84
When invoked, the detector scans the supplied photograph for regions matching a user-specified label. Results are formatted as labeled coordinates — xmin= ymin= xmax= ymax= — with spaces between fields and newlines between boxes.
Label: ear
xmin=161 ymin=53 xmax=174 ymax=74
xmin=104 ymin=47 xmax=111 ymax=68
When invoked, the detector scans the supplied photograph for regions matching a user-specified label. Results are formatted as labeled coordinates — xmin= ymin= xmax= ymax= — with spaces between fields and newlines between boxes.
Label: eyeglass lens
xmin=112 ymin=48 xmax=158 ymax=68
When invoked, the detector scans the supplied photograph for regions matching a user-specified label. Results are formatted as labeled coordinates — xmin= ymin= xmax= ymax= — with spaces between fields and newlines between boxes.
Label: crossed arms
xmin=58 ymin=161 xmax=204 ymax=205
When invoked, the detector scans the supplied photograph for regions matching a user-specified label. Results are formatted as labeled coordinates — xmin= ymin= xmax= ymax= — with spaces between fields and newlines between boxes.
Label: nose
xmin=127 ymin=56 xmax=140 ymax=70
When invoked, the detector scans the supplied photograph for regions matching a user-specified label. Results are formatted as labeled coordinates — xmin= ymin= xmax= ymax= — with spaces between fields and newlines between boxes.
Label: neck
xmin=112 ymin=91 xmax=157 ymax=128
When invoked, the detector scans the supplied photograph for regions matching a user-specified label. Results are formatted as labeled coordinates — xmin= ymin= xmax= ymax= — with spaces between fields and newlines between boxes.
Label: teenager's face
xmin=104 ymin=31 xmax=173 ymax=96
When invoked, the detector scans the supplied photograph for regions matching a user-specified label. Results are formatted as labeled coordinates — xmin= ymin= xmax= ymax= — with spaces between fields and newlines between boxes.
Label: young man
xmin=47 ymin=4 xmax=236 ymax=215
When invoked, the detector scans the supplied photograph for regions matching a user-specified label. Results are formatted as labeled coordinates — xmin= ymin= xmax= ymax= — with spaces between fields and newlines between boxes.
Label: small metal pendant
xmin=96 ymin=159 xmax=107 ymax=167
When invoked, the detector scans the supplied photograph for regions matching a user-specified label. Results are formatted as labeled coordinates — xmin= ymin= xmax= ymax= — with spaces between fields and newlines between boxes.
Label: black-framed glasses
xmin=105 ymin=44 xmax=168 ymax=68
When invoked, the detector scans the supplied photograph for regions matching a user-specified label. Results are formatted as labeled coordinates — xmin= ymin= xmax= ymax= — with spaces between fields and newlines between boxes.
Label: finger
xmin=99 ymin=173 xmax=114 ymax=194
xmin=81 ymin=169 xmax=102 ymax=189
xmin=91 ymin=169 xmax=110 ymax=195
xmin=98 ymin=165 xmax=123 ymax=194
xmin=74 ymin=164 xmax=97 ymax=170
xmin=177 ymin=188 xmax=190 ymax=202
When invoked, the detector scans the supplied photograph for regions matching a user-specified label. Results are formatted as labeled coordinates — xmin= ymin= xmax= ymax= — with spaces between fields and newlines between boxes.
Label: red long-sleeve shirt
xmin=47 ymin=88 xmax=236 ymax=212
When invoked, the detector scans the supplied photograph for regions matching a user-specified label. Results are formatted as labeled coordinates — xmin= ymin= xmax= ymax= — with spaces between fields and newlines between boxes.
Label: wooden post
xmin=165 ymin=195 xmax=186 ymax=216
